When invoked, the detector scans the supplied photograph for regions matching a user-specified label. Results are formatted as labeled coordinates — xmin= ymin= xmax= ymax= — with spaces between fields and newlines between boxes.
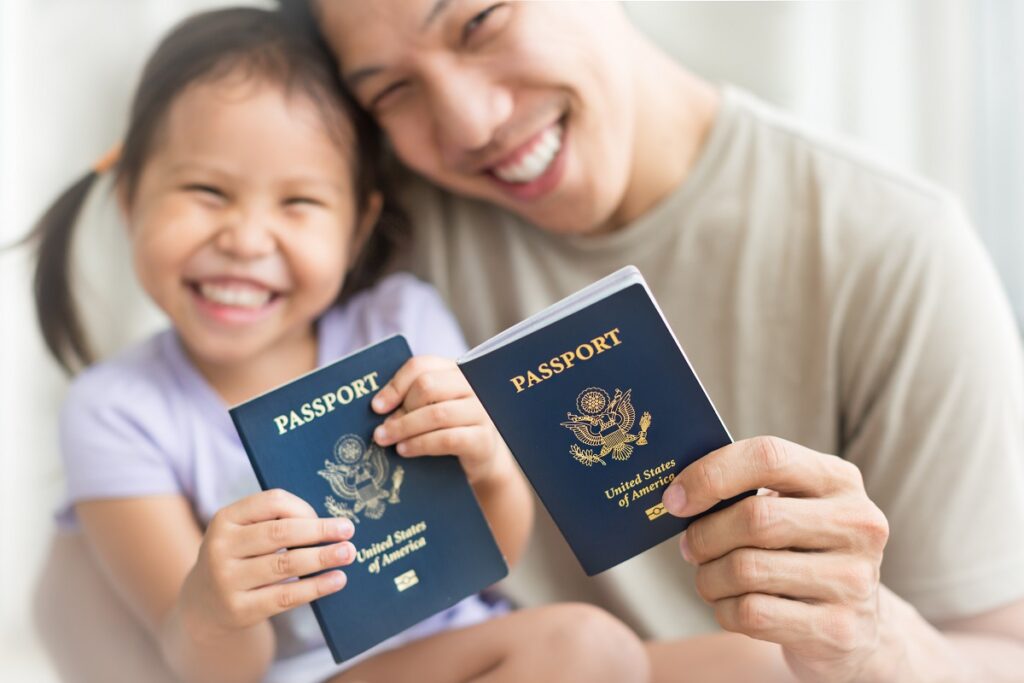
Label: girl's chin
xmin=179 ymin=335 xmax=266 ymax=368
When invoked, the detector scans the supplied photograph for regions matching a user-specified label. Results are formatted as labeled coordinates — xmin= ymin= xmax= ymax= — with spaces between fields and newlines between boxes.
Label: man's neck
xmin=602 ymin=33 xmax=720 ymax=233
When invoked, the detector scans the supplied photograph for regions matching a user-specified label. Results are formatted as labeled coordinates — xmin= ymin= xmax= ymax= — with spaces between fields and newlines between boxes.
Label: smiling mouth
xmin=190 ymin=280 xmax=279 ymax=309
xmin=489 ymin=120 xmax=564 ymax=184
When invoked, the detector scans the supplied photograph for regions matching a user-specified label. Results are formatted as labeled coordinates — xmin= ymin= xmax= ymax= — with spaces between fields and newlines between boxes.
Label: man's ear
xmin=348 ymin=191 xmax=383 ymax=268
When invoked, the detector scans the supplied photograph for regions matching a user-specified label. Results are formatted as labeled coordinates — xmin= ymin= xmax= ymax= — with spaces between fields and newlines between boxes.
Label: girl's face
xmin=124 ymin=76 xmax=368 ymax=369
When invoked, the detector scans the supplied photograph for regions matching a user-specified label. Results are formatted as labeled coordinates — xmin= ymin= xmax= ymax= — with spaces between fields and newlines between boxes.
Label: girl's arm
xmin=461 ymin=440 xmax=534 ymax=567
xmin=76 ymin=490 xmax=355 ymax=683
xmin=76 ymin=496 xmax=272 ymax=683
xmin=371 ymin=356 xmax=534 ymax=566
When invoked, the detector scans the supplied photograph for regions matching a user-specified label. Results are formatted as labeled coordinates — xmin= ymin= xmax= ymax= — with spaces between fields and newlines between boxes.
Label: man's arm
xmin=659 ymin=436 xmax=1024 ymax=683
xmin=646 ymin=596 xmax=1024 ymax=683
xmin=885 ymin=589 xmax=1024 ymax=681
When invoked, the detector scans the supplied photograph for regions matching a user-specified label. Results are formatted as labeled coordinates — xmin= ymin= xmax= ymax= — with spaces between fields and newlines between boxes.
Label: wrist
xmin=854 ymin=587 xmax=910 ymax=683
xmin=171 ymin=568 xmax=232 ymax=644
xmin=161 ymin=594 xmax=274 ymax=683
xmin=470 ymin=444 xmax=517 ymax=490
xmin=856 ymin=586 xmax=968 ymax=683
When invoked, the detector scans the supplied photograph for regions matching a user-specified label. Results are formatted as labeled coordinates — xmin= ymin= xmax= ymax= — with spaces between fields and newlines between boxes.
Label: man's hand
xmin=661 ymin=436 xmax=891 ymax=683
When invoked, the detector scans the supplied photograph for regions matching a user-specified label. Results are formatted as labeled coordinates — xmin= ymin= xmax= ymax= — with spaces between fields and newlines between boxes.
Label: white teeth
xmin=494 ymin=123 xmax=563 ymax=184
xmin=199 ymin=282 xmax=272 ymax=309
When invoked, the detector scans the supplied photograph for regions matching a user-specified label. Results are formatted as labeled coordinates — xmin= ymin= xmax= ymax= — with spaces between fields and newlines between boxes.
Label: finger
xmin=713 ymin=593 xmax=822 ymax=648
xmin=240 ymin=542 xmax=357 ymax=589
xmin=713 ymin=594 xmax=870 ymax=657
xmin=395 ymin=426 xmax=483 ymax=459
xmin=220 ymin=488 xmax=318 ymax=525
xmin=248 ymin=570 xmax=347 ymax=619
xmin=680 ymin=495 xmax=851 ymax=564
xmin=403 ymin=367 xmax=473 ymax=412
xmin=694 ymin=548 xmax=877 ymax=604
xmin=371 ymin=356 xmax=454 ymax=414
xmin=663 ymin=437 xmax=863 ymax=517
xmin=236 ymin=516 xmax=355 ymax=557
xmin=374 ymin=398 xmax=481 ymax=446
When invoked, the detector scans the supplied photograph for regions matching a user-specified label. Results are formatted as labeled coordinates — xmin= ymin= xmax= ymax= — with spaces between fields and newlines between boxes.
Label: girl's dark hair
xmin=28 ymin=7 xmax=407 ymax=373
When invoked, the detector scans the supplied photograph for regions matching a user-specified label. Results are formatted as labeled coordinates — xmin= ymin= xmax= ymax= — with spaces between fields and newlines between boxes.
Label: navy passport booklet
xmin=229 ymin=335 xmax=507 ymax=663
xmin=459 ymin=266 xmax=738 ymax=576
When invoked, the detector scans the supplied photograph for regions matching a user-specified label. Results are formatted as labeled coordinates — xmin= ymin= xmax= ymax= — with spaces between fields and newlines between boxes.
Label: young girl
xmin=30 ymin=7 xmax=647 ymax=683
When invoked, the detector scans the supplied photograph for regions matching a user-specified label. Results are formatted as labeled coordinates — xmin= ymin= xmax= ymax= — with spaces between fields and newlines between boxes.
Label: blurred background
xmin=2 ymin=0 xmax=1022 ymax=679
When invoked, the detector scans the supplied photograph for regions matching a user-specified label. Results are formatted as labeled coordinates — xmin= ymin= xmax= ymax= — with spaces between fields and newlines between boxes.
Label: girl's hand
xmin=178 ymin=489 xmax=355 ymax=638
xmin=370 ymin=355 xmax=513 ymax=485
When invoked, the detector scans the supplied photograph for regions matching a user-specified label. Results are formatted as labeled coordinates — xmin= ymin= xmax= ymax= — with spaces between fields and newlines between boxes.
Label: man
xmin=294 ymin=1 xmax=1024 ymax=680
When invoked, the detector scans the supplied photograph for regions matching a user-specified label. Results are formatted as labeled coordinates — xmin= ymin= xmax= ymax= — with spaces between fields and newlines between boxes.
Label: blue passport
xmin=229 ymin=335 xmax=507 ymax=663
xmin=459 ymin=266 xmax=744 ymax=575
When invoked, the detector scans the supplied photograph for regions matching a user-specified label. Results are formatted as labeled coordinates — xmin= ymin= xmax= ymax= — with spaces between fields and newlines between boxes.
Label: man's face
xmin=318 ymin=0 xmax=638 ymax=235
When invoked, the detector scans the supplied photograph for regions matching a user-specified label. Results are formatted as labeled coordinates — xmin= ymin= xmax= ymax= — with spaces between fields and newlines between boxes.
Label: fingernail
xmin=372 ymin=391 xmax=391 ymax=412
xmin=679 ymin=532 xmax=695 ymax=564
xmin=335 ymin=542 xmax=354 ymax=564
xmin=374 ymin=425 xmax=388 ymax=443
xmin=396 ymin=442 xmax=407 ymax=455
xmin=324 ymin=571 xmax=346 ymax=590
xmin=663 ymin=485 xmax=687 ymax=516
xmin=333 ymin=519 xmax=354 ymax=537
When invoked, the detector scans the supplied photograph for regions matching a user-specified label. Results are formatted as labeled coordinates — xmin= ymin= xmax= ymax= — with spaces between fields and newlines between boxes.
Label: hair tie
xmin=92 ymin=143 xmax=122 ymax=174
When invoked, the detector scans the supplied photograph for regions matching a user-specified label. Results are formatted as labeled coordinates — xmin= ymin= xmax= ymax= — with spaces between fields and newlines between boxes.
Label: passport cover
xmin=230 ymin=335 xmax=507 ymax=663
xmin=459 ymin=267 xmax=745 ymax=575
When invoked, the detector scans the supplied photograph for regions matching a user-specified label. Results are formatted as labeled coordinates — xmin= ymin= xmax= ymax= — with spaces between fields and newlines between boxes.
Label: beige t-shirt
xmin=399 ymin=85 xmax=1024 ymax=637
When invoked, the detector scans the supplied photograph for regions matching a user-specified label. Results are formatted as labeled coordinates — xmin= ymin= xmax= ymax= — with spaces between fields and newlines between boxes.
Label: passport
xmin=230 ymin=335 xmax=507 ymax=663
xmin=459 ymin=266 xmax=745 ymax=575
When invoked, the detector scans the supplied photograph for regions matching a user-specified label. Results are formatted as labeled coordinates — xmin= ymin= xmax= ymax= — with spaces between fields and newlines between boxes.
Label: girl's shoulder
xmin=320 ymin=272 xmax=468 ymax=359
xmin=61 ymin=330 xmax=188 ymax=441
xmin=66 ymin=330 xmax=179 ymax=399
xmin=57 ymin=330 xmax=195 ymax=516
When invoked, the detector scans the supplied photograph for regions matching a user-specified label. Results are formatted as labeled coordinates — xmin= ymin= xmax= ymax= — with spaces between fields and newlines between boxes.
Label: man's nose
xmin=216 ymin=205 xmax=277 ymax=258
xmin=425 ymin=64 xmax=513 ymax=158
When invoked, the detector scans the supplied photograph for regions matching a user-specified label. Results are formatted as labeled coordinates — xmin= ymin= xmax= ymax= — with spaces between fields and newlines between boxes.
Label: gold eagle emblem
xmin=318 ymin=434 xmax=404 ymax=523
xmin=561 ymin=387 xmax=652 ymax=467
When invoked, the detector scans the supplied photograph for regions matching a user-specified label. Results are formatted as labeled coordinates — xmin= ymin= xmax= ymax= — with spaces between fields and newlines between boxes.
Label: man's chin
xmin=429 ymin=173 xmax=609 ymax=236
xmin=499 ymin=198 xmax=610 ymax=237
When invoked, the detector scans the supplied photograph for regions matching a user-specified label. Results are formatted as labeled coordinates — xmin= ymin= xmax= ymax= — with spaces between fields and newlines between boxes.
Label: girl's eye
xmin=184 ymin=183 xmax=226 ymax=200
xmin=284 ymin=196 xmax=323 ymax=208
xmin=461 ymin=3 xmax=508 ymax=45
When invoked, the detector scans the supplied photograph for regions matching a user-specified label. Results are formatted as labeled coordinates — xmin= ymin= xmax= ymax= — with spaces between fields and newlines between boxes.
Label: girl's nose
xmin=215 ymin=208 xmax=276 ymax=259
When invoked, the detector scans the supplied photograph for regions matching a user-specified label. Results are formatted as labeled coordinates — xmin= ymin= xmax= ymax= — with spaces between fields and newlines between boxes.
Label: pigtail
xmin=25 ymin=7 xmax=399 ymax=373
xmin=28 ymin=170 xmax=102 ymax=373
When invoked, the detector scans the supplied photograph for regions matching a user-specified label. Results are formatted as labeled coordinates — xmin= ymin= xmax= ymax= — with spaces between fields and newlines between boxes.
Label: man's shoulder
xmin=727 ymin=85 xmax=960 ymax=231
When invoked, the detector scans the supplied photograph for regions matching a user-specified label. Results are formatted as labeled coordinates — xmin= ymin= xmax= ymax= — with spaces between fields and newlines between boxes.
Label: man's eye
xmin=462 ymin=3 xmax=508 ymax=45
xmin=369 ymin=80 xmax=410 ymax=111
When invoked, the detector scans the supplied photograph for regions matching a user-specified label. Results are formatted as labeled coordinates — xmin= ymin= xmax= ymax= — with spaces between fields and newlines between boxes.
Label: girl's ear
xmin=348 ymin=191 xmax=383 ymax=268
xmin=114 ymin=179 xmax=133 ymax=233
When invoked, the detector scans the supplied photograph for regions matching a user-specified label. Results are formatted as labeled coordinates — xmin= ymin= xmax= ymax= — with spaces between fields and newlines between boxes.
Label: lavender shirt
xmin=58 ymin=273 xmax=501 ymax=683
